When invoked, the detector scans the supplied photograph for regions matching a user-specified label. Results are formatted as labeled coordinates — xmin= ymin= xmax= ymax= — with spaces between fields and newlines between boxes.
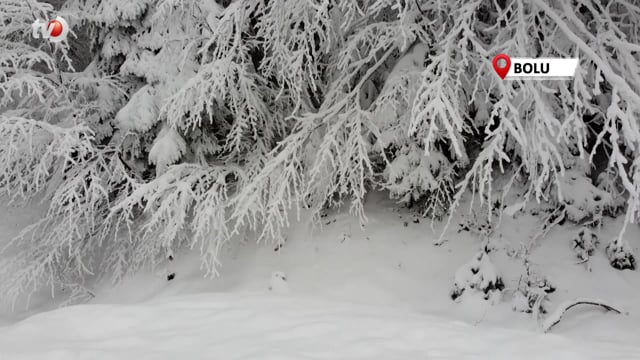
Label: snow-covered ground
xmin=1 ymin=194 xmax=639 ymax=359
xmin=2 ymin=293 xmax=639 ymax=360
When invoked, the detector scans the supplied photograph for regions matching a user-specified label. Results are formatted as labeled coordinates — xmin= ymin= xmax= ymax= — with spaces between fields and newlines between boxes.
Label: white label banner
xmin=506 ymin=58 xmax=578 ymax=78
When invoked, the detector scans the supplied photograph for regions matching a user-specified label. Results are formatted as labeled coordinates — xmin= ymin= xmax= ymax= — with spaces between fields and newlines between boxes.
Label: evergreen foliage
xmin=1 ymin=0 xmax=639 ymax=304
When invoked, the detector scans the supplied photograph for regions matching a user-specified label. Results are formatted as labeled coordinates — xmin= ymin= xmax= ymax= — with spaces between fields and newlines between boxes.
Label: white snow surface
xmin=1 ymin=293 xmax=637 ymax=360
xmin=1 ymin=193 xmax=639 ymax=359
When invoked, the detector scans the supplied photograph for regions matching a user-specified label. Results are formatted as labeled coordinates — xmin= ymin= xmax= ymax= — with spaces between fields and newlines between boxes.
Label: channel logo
xmin=492 ymin=54 xmax=578 ymax=80
xmin=31 ymin=16 xmax=69 ymax=43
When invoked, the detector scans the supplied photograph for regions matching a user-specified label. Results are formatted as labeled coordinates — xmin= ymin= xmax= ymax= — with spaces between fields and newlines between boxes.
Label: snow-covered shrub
xmin=571 ymin=227 xmax=600 ymax=264
xmin=512 ymin=260 xmax=556 ymax=316
xmin=553 ymin=168 xmax=612 ymax=225
xmin=384 ymin=144 xmax=456 ymax=219
xmin=456 ymin=211 xmax=494 ymax=238
xmin=596 ymin=168 xmax=627 ymax=217
xmin=606 ymin=238 xmax=636 ymax=271
xmin=451 ymin=247 xmax=504 ymax=304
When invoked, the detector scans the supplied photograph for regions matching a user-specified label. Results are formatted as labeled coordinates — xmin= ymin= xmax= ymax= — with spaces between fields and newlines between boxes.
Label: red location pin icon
xmin=492 ymin=54 xmax=511 ymax=80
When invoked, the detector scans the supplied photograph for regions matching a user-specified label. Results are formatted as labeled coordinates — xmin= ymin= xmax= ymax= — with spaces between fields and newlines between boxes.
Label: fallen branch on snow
xmin=542 ymin=298 xmax=624 ymax=333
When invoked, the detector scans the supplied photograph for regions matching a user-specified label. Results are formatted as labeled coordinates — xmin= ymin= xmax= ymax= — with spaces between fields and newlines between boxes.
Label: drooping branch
xmin=542 ymin=298 xmax=624 ymax=333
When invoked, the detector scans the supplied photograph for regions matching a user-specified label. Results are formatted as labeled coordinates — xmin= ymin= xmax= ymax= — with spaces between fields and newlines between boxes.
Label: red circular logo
xmin=47 ymin=20 xmax=64 ymax=37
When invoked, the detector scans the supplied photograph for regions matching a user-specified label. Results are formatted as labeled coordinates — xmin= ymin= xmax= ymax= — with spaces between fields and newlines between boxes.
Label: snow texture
xmin=0 ymin=294 xmax=638 ymax=360
xmin=149 ymin=125 xmax=187 ymax=173
xmin=115 ymin=85 xmax=160 ymax=132
xmin=268 ymin=271 xmax=290 ymax=293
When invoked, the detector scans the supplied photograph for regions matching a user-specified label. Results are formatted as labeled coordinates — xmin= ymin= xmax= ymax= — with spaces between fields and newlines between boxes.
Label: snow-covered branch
xmin=542 ymin=298 xmax=623 ymax=333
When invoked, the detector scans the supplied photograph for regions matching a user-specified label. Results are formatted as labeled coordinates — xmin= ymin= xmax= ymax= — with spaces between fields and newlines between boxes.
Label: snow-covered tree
xmin=0 ymin=0 xmax=132 ymax=305
xmin=2 ymin=0 xmax=640 ymax=304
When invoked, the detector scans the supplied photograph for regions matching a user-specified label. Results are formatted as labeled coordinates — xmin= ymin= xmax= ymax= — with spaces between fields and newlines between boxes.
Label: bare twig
xmin=543 ymin=299 xmax=624 ymax=332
